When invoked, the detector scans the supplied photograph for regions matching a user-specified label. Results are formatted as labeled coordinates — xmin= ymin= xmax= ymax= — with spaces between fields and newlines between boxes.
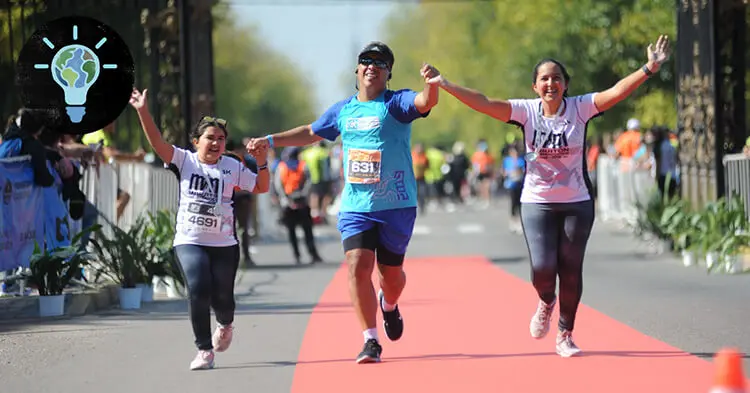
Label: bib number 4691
xmin=188 ymin=215 xmax=217 ymax=228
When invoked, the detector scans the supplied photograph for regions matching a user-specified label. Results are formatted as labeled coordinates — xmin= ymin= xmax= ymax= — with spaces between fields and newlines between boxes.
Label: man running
xmin=247 ymin=41 xmax=439 ymax=363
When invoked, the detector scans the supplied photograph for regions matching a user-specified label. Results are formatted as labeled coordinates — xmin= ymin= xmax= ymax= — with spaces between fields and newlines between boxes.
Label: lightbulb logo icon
xmin=16 ymin=16 xmax=134 ymax=135
xmin=36 ymin=27 xmax=117 ymax=123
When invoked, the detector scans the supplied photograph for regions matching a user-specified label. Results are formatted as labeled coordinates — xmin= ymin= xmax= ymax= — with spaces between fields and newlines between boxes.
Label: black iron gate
xmin=676 ymin=0 xmax=748 ymax=207
xmin=1 ymin=0 xmax=215 ymax=149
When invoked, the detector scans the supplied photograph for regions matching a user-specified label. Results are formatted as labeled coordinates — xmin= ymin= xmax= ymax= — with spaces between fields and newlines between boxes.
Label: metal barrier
xmin=595 ymin=156 xmax=657 ymax=224
xmin=74 ymin=161 xmax=275 ymax=239
xmin=723 ymin=153 xmax=750 ymax=222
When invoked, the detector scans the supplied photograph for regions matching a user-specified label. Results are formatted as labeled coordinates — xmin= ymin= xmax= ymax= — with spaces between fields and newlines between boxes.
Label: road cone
xmin=710 ymin=347 xmax=746 ymax=393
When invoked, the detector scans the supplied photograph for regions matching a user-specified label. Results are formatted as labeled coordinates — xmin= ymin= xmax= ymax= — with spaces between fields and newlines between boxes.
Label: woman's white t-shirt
xmin=508 ymin=93 xmax=600 ymax=204
xmin=171 ymin=147 xmax=257 ymax=247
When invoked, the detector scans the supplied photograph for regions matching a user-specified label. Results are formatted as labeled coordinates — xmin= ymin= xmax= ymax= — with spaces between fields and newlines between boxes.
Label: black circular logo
xmin=15 ymin=16 xmax=135 ymax=135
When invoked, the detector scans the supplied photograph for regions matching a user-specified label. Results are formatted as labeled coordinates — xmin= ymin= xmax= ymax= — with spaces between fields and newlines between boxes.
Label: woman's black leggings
xmin=174 ymin=244 xmax=240 ymax=350
xmin=520 ymin=199 xmax=594 ymax=332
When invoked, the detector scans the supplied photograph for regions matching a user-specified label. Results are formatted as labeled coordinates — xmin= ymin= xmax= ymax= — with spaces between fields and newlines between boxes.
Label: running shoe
xmin=378 ymin=289 xmax=404 ymax=341
xmin=530 ymin=296 xmax=556 ymax=339
xmin=190 ymin=350 xmax=215 ymax=370
xmin=556 ymin=329 xmax=582 ymax=357
xmin=356 ymin=339 xmax=382 ymax=364
xmin=212 ymin=324 xmax=233 ymax=352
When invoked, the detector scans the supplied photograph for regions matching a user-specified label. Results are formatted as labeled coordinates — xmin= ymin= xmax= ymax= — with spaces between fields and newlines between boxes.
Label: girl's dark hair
xmin=190 ymin=117 xmax=228 ymax=141
xmin=532 ymin=58 xmax=571 ymax=97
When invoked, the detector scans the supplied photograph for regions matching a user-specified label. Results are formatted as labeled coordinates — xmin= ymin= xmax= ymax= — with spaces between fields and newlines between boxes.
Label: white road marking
xmin=412 ymin=225 xmax=432 ymax=235
xmin=457 ymin=223 xmax=484 ymax=234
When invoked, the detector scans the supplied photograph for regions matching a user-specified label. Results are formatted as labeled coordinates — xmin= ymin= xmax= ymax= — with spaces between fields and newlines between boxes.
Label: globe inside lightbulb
xmin=50 ymin=44 xmax=101 ymax=123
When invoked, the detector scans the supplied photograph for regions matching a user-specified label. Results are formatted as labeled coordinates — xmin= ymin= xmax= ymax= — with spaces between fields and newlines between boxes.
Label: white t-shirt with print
xmin=508 ymin=93 xmax=600 ymax=204
xmin=171 ymin=147 xmax=257 ymax=247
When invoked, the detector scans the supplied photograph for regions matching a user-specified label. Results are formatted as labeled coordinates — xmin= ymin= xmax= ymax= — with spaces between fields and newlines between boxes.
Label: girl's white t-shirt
xmin=508 ymin=93 xmax=600 ymax=204
xmin=171 ymin=147 xmax=257 ymax=247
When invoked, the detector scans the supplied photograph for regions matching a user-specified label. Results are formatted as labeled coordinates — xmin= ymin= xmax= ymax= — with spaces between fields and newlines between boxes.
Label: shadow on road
xmin=217 ymin=349 xmax=713 ymax=369
xmin=488 ymin=256 xmax=526 ymax=264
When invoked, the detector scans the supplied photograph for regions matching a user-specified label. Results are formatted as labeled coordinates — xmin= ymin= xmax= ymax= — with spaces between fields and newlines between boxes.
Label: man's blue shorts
xmin=337 ymin=207 xmax=417 ymax=255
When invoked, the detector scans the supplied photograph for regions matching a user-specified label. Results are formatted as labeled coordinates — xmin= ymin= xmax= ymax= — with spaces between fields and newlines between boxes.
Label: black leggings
xmin=174 ymin=244 xmax=240 ymax=350
xmin=509 ymin=184 xmax=522 ymax=217
xmin=520 ymin=200 xmax=594 ymax=332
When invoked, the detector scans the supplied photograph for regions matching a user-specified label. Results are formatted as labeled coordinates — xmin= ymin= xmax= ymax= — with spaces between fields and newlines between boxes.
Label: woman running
xmin=425 ymin=35 xmax=670 ymax=357
xmin=129 ymin=88 xmax=270 ymax=370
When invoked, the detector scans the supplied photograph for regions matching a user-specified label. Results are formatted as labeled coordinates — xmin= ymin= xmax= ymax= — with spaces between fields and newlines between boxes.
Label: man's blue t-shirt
xmin=311 ymin=89 xmax=429 ymax=213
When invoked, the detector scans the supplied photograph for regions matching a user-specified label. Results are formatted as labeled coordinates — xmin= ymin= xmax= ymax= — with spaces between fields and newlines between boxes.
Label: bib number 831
xmin=351 ymin=161 xmax=376 ymax=174
xmin=188 ymin=215 xmax=217 ymax=228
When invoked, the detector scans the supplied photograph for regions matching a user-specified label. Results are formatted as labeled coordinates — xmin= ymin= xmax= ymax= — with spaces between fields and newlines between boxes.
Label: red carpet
xmin=291 ymin=256 xmax=728 ymax=393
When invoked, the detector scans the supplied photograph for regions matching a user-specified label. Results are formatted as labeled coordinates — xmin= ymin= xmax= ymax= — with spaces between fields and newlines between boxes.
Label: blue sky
xmin=230 ymin=1 xmax=401 ymax=114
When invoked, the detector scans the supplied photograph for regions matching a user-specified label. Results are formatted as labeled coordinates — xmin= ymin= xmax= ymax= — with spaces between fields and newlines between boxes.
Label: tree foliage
xmin=379 ymin=0 xmax=677 ymax=150
xmin=212 ymin=5 xmax=316 ymax=142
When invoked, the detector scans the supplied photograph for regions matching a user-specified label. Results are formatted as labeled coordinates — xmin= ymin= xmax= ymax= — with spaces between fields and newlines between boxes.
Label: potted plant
xmin=27 ymin=226 xmax=98 ymax=317
xmin=89 ymin=222 xmax=149 ymax=310
xmin=633 ymin=187 xmax=674 ymax=254
xmin=661 ymin=201 xmax=701 ymax=266
xmin=143 ymin=210 xmax=186 ymax=299
xmin=718 ymin=232 xmax=750 ymax=274
xmin=714 ymin=194 xmax=749 ymax=274
xmin=696 ymin=195 xmax=749 ymax=272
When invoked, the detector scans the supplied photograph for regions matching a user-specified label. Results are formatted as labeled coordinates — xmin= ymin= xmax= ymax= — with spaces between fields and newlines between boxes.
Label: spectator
xmin=225 ymin=139 xmax=257 ymax=267
xmin=652 ymin=126 xmax=678 ymax=198
xmin=586 ymin=135 xmax=603 ymax=200
xmin=275 ymin=147 xmax=322 ymax=265
xmin=446 ymin=141 xmax=470 ymax=204
xmin=614 ymin=118 xmax=643 ymax=163
xmin=502 ymin=145 xmax=525 ymax=233
xmin=411 ymin=143 xmax=429 ymax=214
xmin=0 ymin=108 xmax=56 ymax=187
xmin=301 ymin=141 xmax=334 ymax=225
xmin=471 ymin=139 xmax=495 ymax=208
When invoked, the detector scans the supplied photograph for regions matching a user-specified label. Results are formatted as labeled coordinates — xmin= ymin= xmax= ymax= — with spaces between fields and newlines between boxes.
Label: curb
xmin=0 ymin=284 xmax=121 ymax=321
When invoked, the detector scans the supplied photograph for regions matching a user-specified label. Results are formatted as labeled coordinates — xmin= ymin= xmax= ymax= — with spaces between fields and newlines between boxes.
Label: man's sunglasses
xmin=201 ymin=116 xmax=227 ymax=127
xmin=358 ymin=57 xmax=390 ymax=69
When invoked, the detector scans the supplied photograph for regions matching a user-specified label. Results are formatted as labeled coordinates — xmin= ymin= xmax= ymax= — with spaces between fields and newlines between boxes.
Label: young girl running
xmin=129 ymin=88 xmax=270 ymax=370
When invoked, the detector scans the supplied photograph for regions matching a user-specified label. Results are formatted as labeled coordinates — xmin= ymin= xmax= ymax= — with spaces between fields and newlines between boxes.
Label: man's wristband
xmin=265 ymin=135 xmax=274 ymax=148
xmin=257 ymin=163 xmax=268 ymax=171
xmin=642 ymin=64 xmax=654 ymax=77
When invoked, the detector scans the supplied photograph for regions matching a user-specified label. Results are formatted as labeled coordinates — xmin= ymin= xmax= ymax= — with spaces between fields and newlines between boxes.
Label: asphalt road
xmin=0 ymin=197 xmax=747 ymax=392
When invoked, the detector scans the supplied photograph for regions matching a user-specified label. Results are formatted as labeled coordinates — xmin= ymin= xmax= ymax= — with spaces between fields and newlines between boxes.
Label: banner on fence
xmin=43 ymin=161 xmax=71 ymax=250
xmin=0 ymin=158 xmax=44 ymax=271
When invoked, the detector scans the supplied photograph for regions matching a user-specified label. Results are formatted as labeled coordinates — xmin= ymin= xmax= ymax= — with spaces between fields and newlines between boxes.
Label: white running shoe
xmin=556 ymin=329 xmax=582 ymax=358
xmin=190 ymin=350 xmax=215 ymax=370
xmin=212 ymin=324 xmax=234 ymax=352
xmin=529 ymin=297 xmax=556 ymax=339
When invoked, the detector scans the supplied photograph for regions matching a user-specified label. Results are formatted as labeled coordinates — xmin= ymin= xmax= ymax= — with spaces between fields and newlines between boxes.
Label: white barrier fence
xmin=723 ymin=153 xmax=750 ymax=222
xmin=72 ymin=161 xmax=277 ymax=240
xmin=595 ymin=156 xmax=657 ymax=224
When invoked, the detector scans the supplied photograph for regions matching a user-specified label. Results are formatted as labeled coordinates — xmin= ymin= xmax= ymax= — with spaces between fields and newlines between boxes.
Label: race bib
xmin=347 ymin=149 xmax=381 ymax=184
xmin=181 ymin=202 xmax=221 ymax=234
